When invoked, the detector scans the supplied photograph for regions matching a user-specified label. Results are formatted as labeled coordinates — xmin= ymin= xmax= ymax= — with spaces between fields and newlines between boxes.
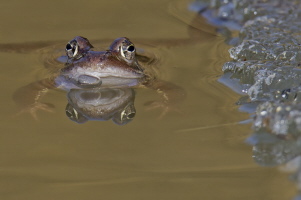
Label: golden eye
xmin=65 ymin=40 xmax=78 ymax=58
xmin=127 ymin=45 xmax=135 ymax=52
xmin=120 ymin=43 xmax=135 ymax=61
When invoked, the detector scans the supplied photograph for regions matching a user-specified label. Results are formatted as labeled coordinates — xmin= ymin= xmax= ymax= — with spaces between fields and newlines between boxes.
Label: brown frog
xmin=57 ymin=36 xmax=146 ymax=89
xmin=13 ymin=36 xmax=186 ymax=119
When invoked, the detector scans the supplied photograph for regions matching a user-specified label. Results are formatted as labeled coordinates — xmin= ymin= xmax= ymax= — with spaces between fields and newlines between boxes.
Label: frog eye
xmin=65 ymin=104 xmax=88 ymax=123
xmin=65 ymin=40 xmax=78 ymax=58
xmin=112 ymin=103 xmax=136 ymax=125
xmin=127 ymin=45 xmax=135 ymax=52
xmin=120 ymin=44 xmax=136 ymax=61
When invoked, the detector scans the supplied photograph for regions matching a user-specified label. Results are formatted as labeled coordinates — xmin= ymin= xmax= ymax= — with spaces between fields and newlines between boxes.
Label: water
xmin=0 ymin=0 xmax=295 ymax=199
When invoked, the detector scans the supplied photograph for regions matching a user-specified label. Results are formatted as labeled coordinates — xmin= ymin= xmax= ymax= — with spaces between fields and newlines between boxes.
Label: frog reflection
xmin=13 ymin=36 xmax=186 ymax=119
xmin=66 ymin=88 xmax=136 ymax=125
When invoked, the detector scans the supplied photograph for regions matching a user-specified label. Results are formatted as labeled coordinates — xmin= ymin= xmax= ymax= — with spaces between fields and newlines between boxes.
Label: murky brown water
xmin=0 ymin=0 xmax=296 ymax=199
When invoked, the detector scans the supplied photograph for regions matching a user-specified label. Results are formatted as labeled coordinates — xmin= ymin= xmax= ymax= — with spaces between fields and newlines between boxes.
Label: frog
xmin=13 ymin=36 xmax=186 ymax=120
xmin=57 ymin=36 xmax=146 ymax=89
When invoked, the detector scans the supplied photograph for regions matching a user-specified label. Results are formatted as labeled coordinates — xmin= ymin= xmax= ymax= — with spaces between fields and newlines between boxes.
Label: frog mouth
xmin=74 ymin=74 xmax=142 ymax=88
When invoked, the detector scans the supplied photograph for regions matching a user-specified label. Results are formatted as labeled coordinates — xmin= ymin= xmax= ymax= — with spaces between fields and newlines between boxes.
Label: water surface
xmin=0 ymin=0 xmax=295 ymax=199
